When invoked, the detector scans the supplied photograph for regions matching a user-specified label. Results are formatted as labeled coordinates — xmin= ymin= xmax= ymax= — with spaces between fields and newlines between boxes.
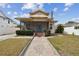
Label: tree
xmin=55 ymin=24 xmax=64 ymax=33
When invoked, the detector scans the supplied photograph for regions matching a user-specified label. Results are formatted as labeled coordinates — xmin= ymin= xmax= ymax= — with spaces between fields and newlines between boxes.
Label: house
xmin=64 ymin=21 xmax=79 ymax=35
xmin=64 ymin=21 xmax=79 ymax=27
xmin=15 ymin=9 xmax=57 ymax=35
xmin=0 ymin=10 xmax=17 ymax=35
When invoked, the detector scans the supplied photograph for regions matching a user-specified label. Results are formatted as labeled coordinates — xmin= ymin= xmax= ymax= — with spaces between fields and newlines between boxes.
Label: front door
xmin=36 ymin=24 xmax=43 ymax=32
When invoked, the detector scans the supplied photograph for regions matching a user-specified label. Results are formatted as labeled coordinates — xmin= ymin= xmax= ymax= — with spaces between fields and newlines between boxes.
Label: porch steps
xmin=34 ymin=32 xmax=45 ymax=37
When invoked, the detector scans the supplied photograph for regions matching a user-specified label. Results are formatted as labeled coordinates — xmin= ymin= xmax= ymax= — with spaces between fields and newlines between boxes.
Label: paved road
xmin=24 ymin=36 xmax=59 ymax=56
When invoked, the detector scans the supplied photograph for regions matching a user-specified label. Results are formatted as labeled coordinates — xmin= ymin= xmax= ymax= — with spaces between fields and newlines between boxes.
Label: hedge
xmin=16 ymin=30 xmax=34 ymax=36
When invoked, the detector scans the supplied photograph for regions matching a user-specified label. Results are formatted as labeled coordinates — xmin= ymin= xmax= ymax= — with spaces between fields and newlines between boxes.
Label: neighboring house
xmin=0 ymin=10 xmax=17 ymax=35
xmin=15 ymin=9 xmax=57 ymax=34
xmin=64 ymin=21 xmax=79 ymax=35
xmin=64 ymin=21 xmax=79 ymax=27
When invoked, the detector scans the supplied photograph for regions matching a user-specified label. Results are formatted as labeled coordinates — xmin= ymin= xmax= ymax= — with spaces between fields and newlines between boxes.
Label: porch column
xmin=20 ymin=21 xmax=21 ymax=30
xmin=48 ymin=21 xmax=50 ymax=30
xmin=24 ymin=22 xmax=26 ymax=30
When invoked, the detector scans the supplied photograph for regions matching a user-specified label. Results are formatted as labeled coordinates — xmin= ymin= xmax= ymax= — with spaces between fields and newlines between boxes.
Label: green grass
xmin=0 ymin=38 xmax=31 ymax=56
xmin=48 ymin=35 xmax=79 ymax=56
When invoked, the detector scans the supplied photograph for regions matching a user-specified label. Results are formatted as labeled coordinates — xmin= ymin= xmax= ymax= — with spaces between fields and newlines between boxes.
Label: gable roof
xmin=30 ymin=9 xmax=49 ymax=16
xmin=64 ymin=21 xmax=79 ymax=27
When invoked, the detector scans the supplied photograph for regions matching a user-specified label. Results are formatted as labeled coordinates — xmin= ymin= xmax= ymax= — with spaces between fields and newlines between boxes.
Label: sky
xmin=0 ymin=3 xmax=79 ymax=24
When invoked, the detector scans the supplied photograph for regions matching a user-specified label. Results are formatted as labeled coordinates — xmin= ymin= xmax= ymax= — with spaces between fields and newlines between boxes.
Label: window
xmin=50 ymin=24 xmax=52 ymax=29
xmin=26 ymin=22 xmax=30 ymax=29
xmin=8 ymin=20 xmax=10 ymax=24
xmin=26 ymin=22 xmax=30 ymax=26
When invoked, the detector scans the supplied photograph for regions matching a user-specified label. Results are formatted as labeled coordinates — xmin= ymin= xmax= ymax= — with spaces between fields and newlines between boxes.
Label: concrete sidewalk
xmin=13 ymin=36 xmax=33 ymax=39
xmin=24 ymin=37 xmax=59 ymax=56
xmin=0 ymin=34 xmax=16 ymax=41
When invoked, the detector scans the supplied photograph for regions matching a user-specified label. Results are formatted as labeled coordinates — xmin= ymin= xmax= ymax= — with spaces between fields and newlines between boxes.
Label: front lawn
xmin=48 ymin=35 xmax=79 ymax=56
xmin=0 ymin=38 xmax=31 ymax=56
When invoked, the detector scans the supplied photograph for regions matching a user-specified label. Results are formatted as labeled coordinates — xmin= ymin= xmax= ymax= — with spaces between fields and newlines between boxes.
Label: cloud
xmin=0 ymin=3 xmax=7 ymax=8
xmin=71 ymin=18 xmax=79 ymax=22
xmin=20 ymin=13 xmax=30 ymax=18
xmin=65 ymin=3 xmax=74 ymax=7
xmin=7 ymin=11 xmax=18 ymax=17
xmin=0 ymin=3 xmax=11 ymax=8
xmin=65 ymin=18 xmax=79 ymax=24
xmin=64 ymin=7 xmax=69 ymax=12
xmin=7 ymin=5 xmax=11 ymax=8
xmin=53 ymin=8 xmax=58 ymax=12
xmin=58 ymin=13 xmax=66 ymax=16
xmin=10 ymin=11 xmax=18 ymax=18
xmin=13 ymin=11 xmax=18 ymax=15
xmin=21 ymin=3 xmax=44 ymax=11
xmin=7 ymin=11 xmax=11 ymax=14
xmin=12 ymin=12 xmax=30 ymax=18
xmin=37 ymin=3 xmax=44 ymax=9
xmin=64 ymin=3 xmax=74 ymax=12
xmin=22 ymin=3 xmax=36 ymax=10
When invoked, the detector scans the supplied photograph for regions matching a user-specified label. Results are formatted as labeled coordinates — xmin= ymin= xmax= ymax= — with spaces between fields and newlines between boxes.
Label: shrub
xmin=55 ymin=24 xmax=64 ymax=33
xmin=16 ymin=30 xmax=33 ymax=36
xmin=45 ymin=30 xmax=51 ymax=36
xmin=74 ymin=26 xmax=79 ymax=29
xmin=47 ymin=30 xmax=51 ymax=35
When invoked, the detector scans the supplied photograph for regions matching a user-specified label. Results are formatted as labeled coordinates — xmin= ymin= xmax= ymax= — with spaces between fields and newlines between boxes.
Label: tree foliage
xmin=55 ymin=24 xmax=64 ymax=33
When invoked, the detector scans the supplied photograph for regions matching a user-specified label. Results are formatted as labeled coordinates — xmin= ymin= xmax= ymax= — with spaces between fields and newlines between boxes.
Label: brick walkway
xmin=24 ymin=36 xmax=59 ymax=56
